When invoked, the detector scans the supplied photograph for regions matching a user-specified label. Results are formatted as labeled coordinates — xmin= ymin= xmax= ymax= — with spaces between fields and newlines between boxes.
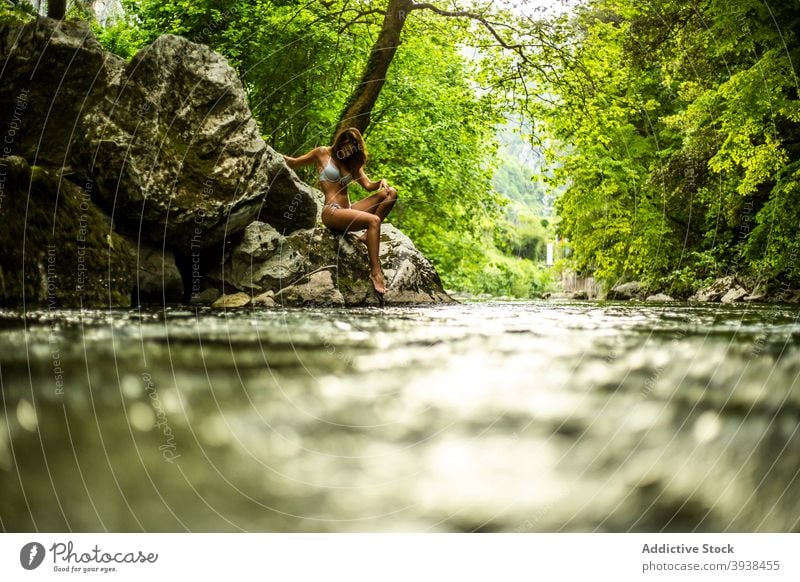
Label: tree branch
xmin=410 ymin=2 xmax=533 ymax=65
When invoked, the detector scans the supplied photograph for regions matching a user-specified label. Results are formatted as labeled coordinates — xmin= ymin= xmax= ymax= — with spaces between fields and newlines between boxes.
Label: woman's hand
xmin=377 ymin=178 xmax=389 ymax=192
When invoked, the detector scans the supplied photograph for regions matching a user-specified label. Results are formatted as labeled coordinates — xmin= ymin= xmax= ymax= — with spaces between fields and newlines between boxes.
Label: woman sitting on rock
xmin=282 ymin=127 xmax=398 ymax=295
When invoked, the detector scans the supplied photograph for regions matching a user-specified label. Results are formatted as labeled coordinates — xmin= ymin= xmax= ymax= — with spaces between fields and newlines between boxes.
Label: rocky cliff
xmin=0 ymin=16 xmax=452 ymax=308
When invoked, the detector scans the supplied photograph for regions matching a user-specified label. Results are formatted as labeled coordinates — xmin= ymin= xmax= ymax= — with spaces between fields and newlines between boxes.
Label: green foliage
xmin=518 ymin=0 xmax=800 ymax=294
xmin=90 ymin=15 xmax=144 ymax=59
xmin=0 ymin=1 xmax=37 ymax=23
xmin=494 ymin=204 xmax=549 ymax=262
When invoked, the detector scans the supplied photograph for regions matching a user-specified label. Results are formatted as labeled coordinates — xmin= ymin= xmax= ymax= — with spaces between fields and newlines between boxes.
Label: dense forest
xmin=533 ymin=0 xmax=800 ymax=297
xmin=4 ymin=0 xmax=799 ymax=299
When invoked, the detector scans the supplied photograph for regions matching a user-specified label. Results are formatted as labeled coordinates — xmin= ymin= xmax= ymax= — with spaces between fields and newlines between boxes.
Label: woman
xmin=282 ymin=127 xmax=398 ymax=295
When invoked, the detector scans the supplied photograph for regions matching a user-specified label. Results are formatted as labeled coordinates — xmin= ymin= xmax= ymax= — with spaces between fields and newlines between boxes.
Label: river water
xmin=1 ymin=300 xmax=798 ymax=532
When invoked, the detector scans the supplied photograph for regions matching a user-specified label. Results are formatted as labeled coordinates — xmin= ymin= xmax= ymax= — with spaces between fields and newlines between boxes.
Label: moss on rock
xmin=0 ymin=156 xmax=135 ymax=308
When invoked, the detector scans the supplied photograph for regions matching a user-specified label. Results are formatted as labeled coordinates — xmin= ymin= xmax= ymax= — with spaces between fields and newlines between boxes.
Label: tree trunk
xmin=48 ymin=0 xmax=67 ymax=19
xmin=334 ymin=0 xmax=412 ymax=137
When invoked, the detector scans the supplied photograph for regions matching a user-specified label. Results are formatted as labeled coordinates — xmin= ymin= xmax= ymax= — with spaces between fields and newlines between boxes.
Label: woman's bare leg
xmin=351 ymin=187 xmax=398 ymax=242
xmin=322 ymin=206 xmax=385 ymax=294
xmin=352 ymin=186 xmax=398 ymax=220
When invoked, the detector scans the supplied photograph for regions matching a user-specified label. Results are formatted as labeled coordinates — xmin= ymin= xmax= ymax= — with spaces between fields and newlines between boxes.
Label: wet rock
xmin=379 ymin=225 xmax=453 ymax=304
xmin=0 ymin=156 xmax=136 ymax=308
xmin=251 ymin=290 xmax=277 ymax=307
xmin=211 ymin=292 xmax=251 ymax=308
xmin=744 ymin=289 xmax=768 ymax=302
xmin=720 ymin=286 xmax=748 ymax=304
xmin=646 ymin=293 xmax=675 ymax=302
xmin=130 ymin=245 xmax=184 ymax=304
xmin=189 ymin=287 xmax=221 ymax=305
xmin=208 ymin=221 xmax=453 ymax=306
xmin=571 ymin=290 xmax=589 ymax=300
xmin=275 ymin=270 xmax=345 ymax=306
xmin=608 ymin=281 xmax=643 ymax=300
xmin=214 ymin=220 xmax=308 ymax=292
xmin=689 ymin=275 xmax=736 ymax=302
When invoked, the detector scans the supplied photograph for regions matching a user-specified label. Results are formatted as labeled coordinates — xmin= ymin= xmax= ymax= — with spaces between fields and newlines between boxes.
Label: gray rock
xmin=251 ymin=290 xmax=277 ymax=307
xmin=131 ymin=245 xmax=184 ymax=304
xmin=75 ymin=32 xmax=320 ymax=250
xmin=208 ymin=222 xmax=307 ymax=293
xmin=378 ymin=224 xmax=453 ymax=304
xmin=0 ymin=18 xmax=122 ymax=168
xmin=646 ymin=293 xmax=675 ymax=302
xmin=189 ymin=287 xmax=221 ymax=305
xmin=608 ymin=281 xmax=642 ymax=300
xmin=744 ymin=286 xmax=768 ymax=302
xmin=275 ymin=270 xmax=345 ymax=306
xmin=208 ymin=221 xmax=453 ymax=306
xmin=0 ymin=156 xmax=136 ymax=308
xmin=571 ymin=290 xmax=589 ymax=300
xmin=689 ymin=276 xmax=736 ymax=302
xmin=0 ymin=18 xmax=320 ymax=254
xmin=720 ymin=286 xmax=748 ymax=304
xmin=211 ymin=292 xmax=251 ymax=308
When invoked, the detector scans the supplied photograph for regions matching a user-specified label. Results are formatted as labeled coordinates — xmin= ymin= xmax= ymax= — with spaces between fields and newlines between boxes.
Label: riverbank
xmin=543 ymin=275 xmax=800 ymax=305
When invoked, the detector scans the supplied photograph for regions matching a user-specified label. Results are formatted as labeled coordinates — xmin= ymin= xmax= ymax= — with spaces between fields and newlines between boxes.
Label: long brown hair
xmin=330 ymin=127 xmax=367 ymax=176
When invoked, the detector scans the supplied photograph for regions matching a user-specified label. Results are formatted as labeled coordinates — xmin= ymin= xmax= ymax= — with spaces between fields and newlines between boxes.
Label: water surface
xmin=1 ymin=300 xmax=799 ymax=531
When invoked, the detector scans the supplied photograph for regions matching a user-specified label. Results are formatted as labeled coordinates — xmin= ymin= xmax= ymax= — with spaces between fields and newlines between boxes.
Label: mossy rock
xmin=0 ymin=156 xmax=135 ymax=308
xmin=207 ymin=220 xmax=453 ymax=306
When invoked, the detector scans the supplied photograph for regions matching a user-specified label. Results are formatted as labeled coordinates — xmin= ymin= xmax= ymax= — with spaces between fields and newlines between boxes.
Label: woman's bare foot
xmin=369 ymin=270 xmax=386 ymax=295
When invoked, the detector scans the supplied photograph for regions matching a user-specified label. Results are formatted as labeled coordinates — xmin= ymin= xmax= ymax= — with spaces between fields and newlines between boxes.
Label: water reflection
xmin=0 ymin=300 xmax=798 ymax=531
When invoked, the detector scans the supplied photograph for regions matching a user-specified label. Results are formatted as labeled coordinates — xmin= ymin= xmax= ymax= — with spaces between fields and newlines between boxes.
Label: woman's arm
xmin=283 ymin=146 xmax=321 ymax=169
xmin=355 ymin=167 xmax=388 ymax=192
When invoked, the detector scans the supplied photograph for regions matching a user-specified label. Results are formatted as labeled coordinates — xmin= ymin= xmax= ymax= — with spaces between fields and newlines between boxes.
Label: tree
xmin=335 ymin=0 xmax=412 ymax=135
xmin=332 ymin=0 xmax=568 ymax=138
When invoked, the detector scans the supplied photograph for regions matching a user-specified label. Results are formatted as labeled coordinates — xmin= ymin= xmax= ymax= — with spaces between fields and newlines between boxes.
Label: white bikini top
xmin=319 ymin=157 xmax=354 ymax=186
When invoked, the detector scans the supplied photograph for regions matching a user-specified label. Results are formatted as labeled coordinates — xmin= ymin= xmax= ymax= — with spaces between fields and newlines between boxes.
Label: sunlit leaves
xmin=522 ymin=0 xmax=800 ymax=292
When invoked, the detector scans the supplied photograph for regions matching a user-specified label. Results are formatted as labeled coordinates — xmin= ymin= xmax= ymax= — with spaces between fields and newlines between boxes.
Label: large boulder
xmin=206 ymin=221 xmax=454 ymax=306
xmin=73 ymin=32 xmax=320 ymax=250
xmin=0 ymin=17 xmax=321 ymax=255
xmin=0 ymin=156 xmax=136 ymax=308
xmin=0 ymin=17 xmax=448 ymax=308
xmin=607 ymin=281 xmax=643 ymax=300
xmin=0 ymin=17 xmax=122 ymax=168
xmin=720 ymin=285 xmax=748 ymax=304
